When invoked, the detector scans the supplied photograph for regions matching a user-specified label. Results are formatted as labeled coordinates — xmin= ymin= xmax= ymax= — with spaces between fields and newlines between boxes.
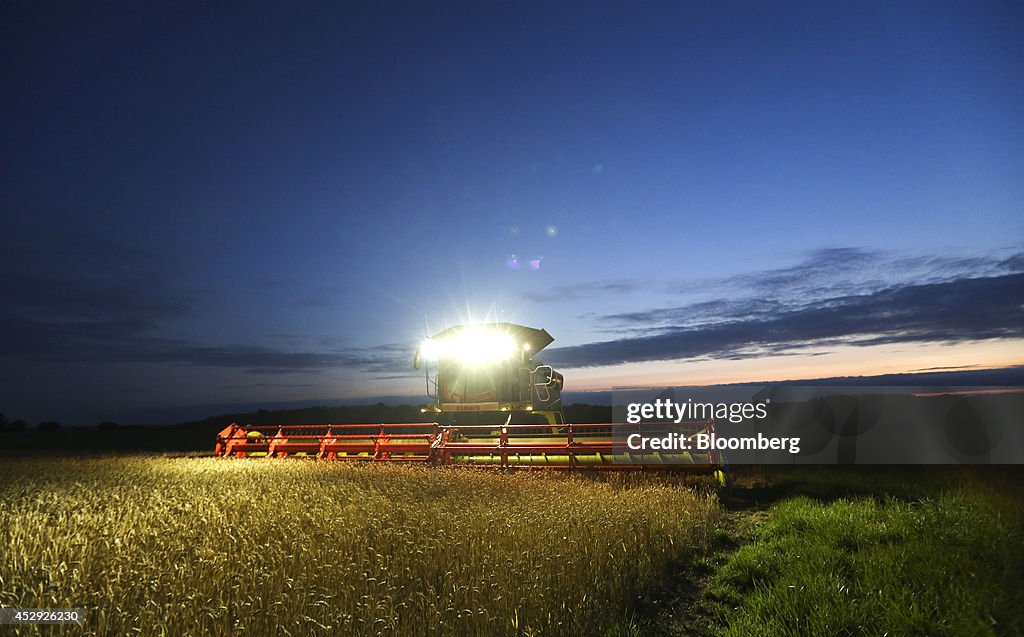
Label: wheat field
xmin=0 ymin=456 xmax=721 ymax=636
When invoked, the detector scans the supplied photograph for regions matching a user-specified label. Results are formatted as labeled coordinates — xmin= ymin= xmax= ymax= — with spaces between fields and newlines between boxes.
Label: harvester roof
xmin=428 ymin=322 xmax=554 ymax=353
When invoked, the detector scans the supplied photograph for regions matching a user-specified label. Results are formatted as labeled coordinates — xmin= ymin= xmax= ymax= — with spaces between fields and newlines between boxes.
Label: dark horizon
xmin=5 ymin=363 xmax=1019 ymax=428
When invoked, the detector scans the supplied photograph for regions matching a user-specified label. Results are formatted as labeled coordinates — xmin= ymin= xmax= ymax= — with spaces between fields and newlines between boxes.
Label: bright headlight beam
xmin=427 ymin=328 xmax=518 ymax=366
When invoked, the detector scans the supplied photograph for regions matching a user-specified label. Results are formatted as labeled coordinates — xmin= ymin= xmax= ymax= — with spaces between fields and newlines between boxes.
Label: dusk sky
xmin=3 ymin=1 xmax=1022 ymax=424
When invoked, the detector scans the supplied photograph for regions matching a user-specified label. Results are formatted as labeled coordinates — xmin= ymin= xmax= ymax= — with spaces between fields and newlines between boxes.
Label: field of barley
xmin=0 ymin=457 xmax=720 ymax=636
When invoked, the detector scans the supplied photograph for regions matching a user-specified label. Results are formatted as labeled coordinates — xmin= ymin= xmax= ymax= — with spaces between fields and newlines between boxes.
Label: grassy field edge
xmin=633 ymin=467 xmax=1024 ymax=637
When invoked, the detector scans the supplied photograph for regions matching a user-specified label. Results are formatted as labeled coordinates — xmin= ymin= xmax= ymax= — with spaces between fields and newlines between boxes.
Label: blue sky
xmin=2 ymin=1 xmax=1022 ymax=423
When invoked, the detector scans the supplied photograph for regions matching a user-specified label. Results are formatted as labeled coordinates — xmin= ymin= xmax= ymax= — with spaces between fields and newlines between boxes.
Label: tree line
xmin=0 ymin=413 xmax=63 ymax=432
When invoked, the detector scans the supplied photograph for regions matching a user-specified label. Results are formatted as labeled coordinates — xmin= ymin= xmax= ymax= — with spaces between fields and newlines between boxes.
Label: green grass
xmin=709 ymin=475 xmax=1024 ymax=636
xmin=0 ymin=456 xmax=720 ymax=636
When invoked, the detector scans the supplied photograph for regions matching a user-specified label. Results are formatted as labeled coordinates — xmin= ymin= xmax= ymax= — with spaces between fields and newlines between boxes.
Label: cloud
xmin=0 ymin=311 xmax=412 ymax=373
xmin=908 ymin=364 xmax=985 ymax=373
xmin=605 ymin=298 xmax=789 ymax=328
xmin=724 ymin=247 xmax=879 ymax=294
xmin=0 ymin=226 xmax=411 ymax=375
xmin=219 ymin=382 xmax=316 ymax=390
xmin=706 ymin=247 xmax=1014 ymax=307
xmin=1001 ymin=251 xmax=1024 ymax=272
xmin=545 ymin=272 xmax=1024 ymax=368
xmin=0 ymin=225 xmax=192 ymax=323
xmin=5 ymin=227 xmax=1019 ymax=379
xmin=597 ymin=247 xmax=1021 ymax=335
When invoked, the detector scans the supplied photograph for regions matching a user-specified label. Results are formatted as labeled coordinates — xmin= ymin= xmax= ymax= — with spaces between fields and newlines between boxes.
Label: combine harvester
xmin=215 ymin=323 xmax=724 ymax=479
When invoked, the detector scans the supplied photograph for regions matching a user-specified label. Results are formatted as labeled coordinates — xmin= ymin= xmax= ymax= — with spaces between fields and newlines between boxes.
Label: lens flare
xmin=427 ymin=327 xmax=518 ymax=366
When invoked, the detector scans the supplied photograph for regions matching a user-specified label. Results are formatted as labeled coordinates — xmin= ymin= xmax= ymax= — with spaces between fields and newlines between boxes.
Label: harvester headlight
xmin=425 ymin=327 xmax=518 ymax=367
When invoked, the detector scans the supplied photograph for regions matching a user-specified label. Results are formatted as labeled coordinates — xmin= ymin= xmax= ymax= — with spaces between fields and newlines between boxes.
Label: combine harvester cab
xmin=415 ymin=322 xmax=565 ymax=427
xmin=215 ymin=323 xmax=725 ymax=479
